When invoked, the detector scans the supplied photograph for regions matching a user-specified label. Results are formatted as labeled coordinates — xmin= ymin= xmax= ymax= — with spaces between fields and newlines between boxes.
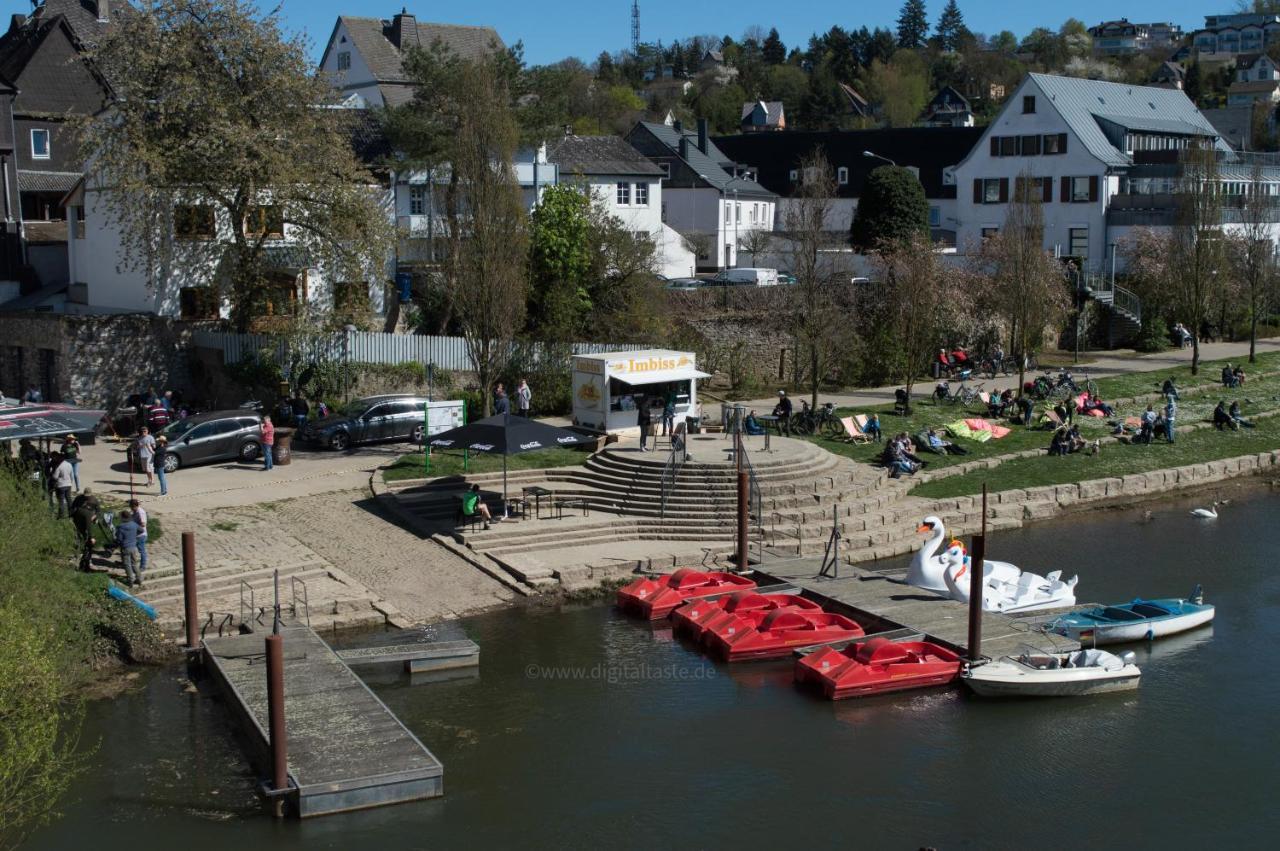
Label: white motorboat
xmin=1048 ymin=587 xmax=1215 ymax=645
xmin=962 ymin=646 xmax=1141 ymax=697
xmin=942 ymin=545 xmax=1078 ymax=613
xmin=907 ymin=516 xmax=1022 ymax=593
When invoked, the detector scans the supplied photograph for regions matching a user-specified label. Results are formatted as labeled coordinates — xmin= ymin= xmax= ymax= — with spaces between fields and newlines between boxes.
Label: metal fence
xmin=192 ymin=329 xmax=633 ymax=371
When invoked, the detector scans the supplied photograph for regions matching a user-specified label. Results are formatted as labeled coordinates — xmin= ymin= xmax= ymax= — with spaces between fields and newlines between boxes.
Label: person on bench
xmin=744 ymin=409 xmax=766 ymax=435
xmin=462 ymin=483 xmax=494 ymax=530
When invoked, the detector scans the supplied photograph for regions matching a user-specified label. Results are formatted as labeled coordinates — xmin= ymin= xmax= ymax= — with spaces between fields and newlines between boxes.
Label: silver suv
xmin=160 ymin=411 xmax=264 ymax=471
xmin=301 ymin=395 xmax=428 ymax=451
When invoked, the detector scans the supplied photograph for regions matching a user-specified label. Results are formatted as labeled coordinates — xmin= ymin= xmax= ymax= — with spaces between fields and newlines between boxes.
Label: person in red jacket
xmin=147 ymin=401 xmax=171 ymax=433
xmin=260 ymin=416 xmax=275 ymax=471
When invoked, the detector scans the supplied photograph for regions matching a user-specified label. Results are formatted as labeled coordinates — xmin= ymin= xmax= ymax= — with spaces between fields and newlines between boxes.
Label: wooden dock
xmin=337 ymin=638 xmax=480 ymax=674
xmin=756 ymin=556 xmax=1079 ymax=660
xmin=202 ymin=626 xmax=444 ymax=817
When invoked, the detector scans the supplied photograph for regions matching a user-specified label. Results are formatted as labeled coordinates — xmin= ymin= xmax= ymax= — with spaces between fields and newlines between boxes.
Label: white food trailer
xmin=571 ymin=349 xmax=710 ymax=434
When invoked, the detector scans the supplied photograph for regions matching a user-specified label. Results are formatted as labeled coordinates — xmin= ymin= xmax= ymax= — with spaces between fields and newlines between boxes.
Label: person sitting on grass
xmin=1066 ymin=424 xmax=1087 ymax=453
xmin=1049 ymin=427 xmax=1069 ymax=456
xmin=987 ymin=388 xmax=1015 ymax=419
xmin=744 ymin=410 xmax=765 ymax=436
xmin=926 ymin=428 xmax=969 ymax=456
xmin=1082 ymin=393 xmax=1114 ymax=417
xmin=462 ymin=483 xmax=495 ymax=530
xmin=882 ymin=440 xmax=919 ymax=478
xmin=1222 ymin=364 xmax=1239 ymax=388
xmin=1233 ymin=365 xmax=1246 ymax=386
xmin=1213 ymin=401 xmax=1237 ymax=431
xmin=1229 ymin=401 xmax=1255 ymax=429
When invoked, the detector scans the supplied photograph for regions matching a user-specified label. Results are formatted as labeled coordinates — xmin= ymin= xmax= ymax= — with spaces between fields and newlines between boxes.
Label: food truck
xmin=571 ymin=349 xmax=710 ymax=434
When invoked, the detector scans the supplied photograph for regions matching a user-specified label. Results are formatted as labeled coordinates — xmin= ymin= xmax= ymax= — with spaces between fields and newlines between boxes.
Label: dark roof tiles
xmin=546 ymin=135 xmax=664 ymax=177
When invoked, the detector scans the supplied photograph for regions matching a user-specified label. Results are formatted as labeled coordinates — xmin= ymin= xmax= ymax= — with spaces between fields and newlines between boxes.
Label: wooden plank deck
xmin=337 ymin=638 xmax=480 ymax=673
xmin=202 ymin=626 xmax=444 ymax=817
xmin=756 ymin=557 xmax=1080 ymax=660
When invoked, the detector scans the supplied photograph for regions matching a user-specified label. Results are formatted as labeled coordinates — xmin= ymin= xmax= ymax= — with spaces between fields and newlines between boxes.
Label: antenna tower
xmin=631 ymin=2 xmax=640 ymax=54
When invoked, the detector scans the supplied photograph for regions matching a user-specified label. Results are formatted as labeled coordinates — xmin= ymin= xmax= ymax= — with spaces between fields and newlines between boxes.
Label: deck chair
xmin=853 ymin=414 xmax=877 ymax=443
xmin=839 ymin=416 xmax=870 ymax=444
xmin=1042 ymin=409 xmax=1064 ymax=428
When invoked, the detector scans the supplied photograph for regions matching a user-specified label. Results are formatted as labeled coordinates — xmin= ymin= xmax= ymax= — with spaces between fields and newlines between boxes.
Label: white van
xmin=712 ymin=267 xmax=780 ymax=287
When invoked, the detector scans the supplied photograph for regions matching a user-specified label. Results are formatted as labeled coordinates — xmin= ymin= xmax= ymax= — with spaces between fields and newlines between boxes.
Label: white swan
xmin=1190 ymin=502 xmax=1220 ymax=519
xmin=943 ymin=550 xmax=1079 ymax=613
xmin=906 ymin=516 xmax=1022 ymax=593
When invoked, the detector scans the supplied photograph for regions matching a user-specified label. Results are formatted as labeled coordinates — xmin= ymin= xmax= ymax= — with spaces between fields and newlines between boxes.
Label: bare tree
xmin=780 ymin=151 xmax=844 ymax=408
xmin=873 ymin=233 xmax=961 ymax=412
xmin=1169 ymin=143 xmax=1227 ymax=375
xmin=738 ymin=228 xmax=774 ymax=267
xmin=438 ymin=58 xmax=530 ymax=415
xmin=1231 ymin=161 xmax=1278 ymax=363
xmin=975 ymin=172 xmax=1069 ymax=391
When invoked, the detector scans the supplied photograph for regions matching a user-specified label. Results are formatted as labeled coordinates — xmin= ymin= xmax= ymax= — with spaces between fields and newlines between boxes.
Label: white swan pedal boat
xmin=962 ymin=646 xmax=1141 ymax=697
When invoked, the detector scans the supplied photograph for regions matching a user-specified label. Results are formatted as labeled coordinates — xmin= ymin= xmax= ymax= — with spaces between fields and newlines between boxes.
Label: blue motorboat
xmin=1048 ymin=585 xmax=1214 ymax=645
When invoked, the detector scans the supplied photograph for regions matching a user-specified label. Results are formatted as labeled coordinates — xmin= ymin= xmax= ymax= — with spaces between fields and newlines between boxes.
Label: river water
xmin=27 ymin=490 xmax=1280 ymax=850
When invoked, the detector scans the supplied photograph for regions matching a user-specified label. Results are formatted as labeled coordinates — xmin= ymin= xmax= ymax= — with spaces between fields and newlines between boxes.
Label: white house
xmin=318 ymin=10 xmax=504 ymax=108
xmin=1192 ymin=13 xmax=1280 ymax=61
xmin=624 ymin=118 xmax=777 ymax=271
xmin=544 ymin=133 xmax=695 ymax=278
xmin=1227 ymin=54 xmax=1280 ymax=105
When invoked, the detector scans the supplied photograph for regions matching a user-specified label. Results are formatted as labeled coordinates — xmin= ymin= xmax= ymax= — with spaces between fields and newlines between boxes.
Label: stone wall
xmin=0 ymin=312 xmax=197 ymax=407
xmin=670 ymin=288 xmax=798 ymax=389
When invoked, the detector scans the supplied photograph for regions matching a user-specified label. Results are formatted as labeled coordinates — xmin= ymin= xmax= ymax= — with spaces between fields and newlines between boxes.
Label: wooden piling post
xmin=967 ymin=484 xmax=988 ymax=662
xmin=265 ymin=631 xmax=288 ymax=815
xmin=182 ymin=531 xmax=199 ymax=650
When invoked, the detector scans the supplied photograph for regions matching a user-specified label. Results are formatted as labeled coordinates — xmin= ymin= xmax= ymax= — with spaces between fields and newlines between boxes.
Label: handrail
xmin=238 ymin=580 xmax=254 ymax=632
xmin=290 ymin=575 xmax=311 ymax=628
xmin=658 ymin=435 xmax=687 ymax=520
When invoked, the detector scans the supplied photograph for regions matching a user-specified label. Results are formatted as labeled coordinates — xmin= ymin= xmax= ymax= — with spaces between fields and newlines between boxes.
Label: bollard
xmin=967 ymin=485 xmax=989 ymax=662
xmin=265 ymin=632 xmax=288 ymax=813
xmin=737 ymin=470 xmax=749 ymax=569
xmin=182 ymin=531 xmax=199 ymax=650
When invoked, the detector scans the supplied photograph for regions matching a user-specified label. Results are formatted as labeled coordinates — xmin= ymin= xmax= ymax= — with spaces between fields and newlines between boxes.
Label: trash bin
xmin=273 ymin=427 xmax=295 ymax=465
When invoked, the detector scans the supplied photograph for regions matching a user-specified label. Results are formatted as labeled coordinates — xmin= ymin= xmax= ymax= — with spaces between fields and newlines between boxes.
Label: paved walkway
xmin=719 ymin=338 xmax=1280 ymax=411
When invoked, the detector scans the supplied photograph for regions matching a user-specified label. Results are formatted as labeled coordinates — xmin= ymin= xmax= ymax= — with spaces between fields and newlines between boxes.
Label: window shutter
xmin=1088 ymin=175 xmax=1099 ymax=202
xmin=1059 ymin=133 xmax=1068 ymax=153
xmin=1042 ymin=178 xmax=1053 ymax=203
xmin=973 ymin=178 xmax=983 ymax=202
xmin=1061 ymin=176 xmax=1070 ymax=202
xmin=998 ymin=178 xmax=1009 ymax=203
xmin=990 ymin=136 xmax=1000 ymax=157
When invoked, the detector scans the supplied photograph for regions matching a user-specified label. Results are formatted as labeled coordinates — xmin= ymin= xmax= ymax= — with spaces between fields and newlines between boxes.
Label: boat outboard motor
xmin=1118 ymin=651 xmax=1137 ymax=666
xmin=1190 ymin=584 xmax=1204 ymax=605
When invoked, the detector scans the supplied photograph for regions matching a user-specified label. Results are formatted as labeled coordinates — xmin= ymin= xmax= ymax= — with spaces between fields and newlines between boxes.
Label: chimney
xmin=678 ymin=136 xmax=689 ymax=160
xmin=95 ymin=1 xmax=110 ymax=22
xmin=9 ymin=14 xmax=27 ymax=35
xmin=388 ymin=8 xmax=417 ymax=50
xmin=672 ymin=119 xmax=682 ymax=134
xmin=697 ymin=118 xmax=709 ymax=155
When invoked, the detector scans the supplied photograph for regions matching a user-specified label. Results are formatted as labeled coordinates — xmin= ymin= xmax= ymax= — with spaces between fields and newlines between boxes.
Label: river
xmin=27 ymin=490 xmax=1280 ymax=849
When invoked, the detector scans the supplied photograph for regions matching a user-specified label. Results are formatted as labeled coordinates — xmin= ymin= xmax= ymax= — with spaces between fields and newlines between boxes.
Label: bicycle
xmin=956 ymin=382 xmax=986 ymax=408
xmin=790 ymin=401 xmax=842 ymax=437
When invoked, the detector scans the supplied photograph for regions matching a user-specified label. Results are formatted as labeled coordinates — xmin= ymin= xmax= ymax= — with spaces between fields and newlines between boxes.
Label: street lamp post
xmin=862 ymin=150 xmax=898 ymax=168
xmin=732 ymin=188 xmax=739 ymax=268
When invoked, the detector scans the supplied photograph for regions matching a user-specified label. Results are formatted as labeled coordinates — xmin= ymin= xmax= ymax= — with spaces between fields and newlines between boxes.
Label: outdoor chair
xmin=839 ymin=416 xmax=870 ymax=444
xmin=454 ymin=496 xmax=484 ymax=532
xmin=853 ymin=414 xmax=879 ymax=442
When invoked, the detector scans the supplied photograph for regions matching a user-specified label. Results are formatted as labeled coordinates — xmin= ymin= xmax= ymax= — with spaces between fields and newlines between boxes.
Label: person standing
xmin=129 ymin=498 xmax=149 ymax=573
xmin=493 ymin=383 xmax=510 ymax=415
xmin=148 ymin=399 xmax=171 ymax=433
xmin=291 ymin=394 xmax=309 ymax=430
xmin=114 ymin=509 xmax=144 ymax=588
xmin=261 ymin=416 xmax=275 ymax=471
xmin=135 ymin=426 xmax=157 ymax=487
xmin=51 ymin=453 xmax=75 ymax=518
xmin=637 ymin=396 xmax=653 ymax=452
xmin=1164 ymin=396 xmax=1177 ymax=444
xmin=772 ymin=390 xmax=793 ymax=436
xmin=515 ymin=379 xmax=531 ymax=417
xmin=153 ymin=435 xmax=169 ymax=496
xmin=661 ymin=388 xmax=676 ymax=436
xmin=61 ymin=433 xmax=81 ymax=492
xmin=71 ymin=492 xmax=100 ymax=572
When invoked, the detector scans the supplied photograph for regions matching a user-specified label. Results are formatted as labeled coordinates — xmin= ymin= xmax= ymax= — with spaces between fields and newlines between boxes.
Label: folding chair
xmin=839 ymin=416 xmax=870 ymax=444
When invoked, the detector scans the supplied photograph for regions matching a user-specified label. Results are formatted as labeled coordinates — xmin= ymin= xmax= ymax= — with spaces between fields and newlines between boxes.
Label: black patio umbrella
xmin=427 ymin=413 xmax=589 ymax=507
xmin=0 ymin=403 xmax=106 ymax=443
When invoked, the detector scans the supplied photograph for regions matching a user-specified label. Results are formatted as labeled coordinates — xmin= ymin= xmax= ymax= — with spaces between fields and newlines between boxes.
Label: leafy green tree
xmin=762 ymin=64 xmax=809 ymax=108
xmin=897 ymin=0 xmax=930 ymax=49
xmin=595 ymin=51 xmax=617 ymax=84
xmin=935 ymin=0 xmax=968 ymax=52
xmin=527 ymin=185 xmax=594 ymax=340
xmin=865 ymin=50 xmax=930 ymax=127
xmin=762 ymin=27 xmax=787 ymax=64
xmin=850 ymin=166 xmax=930 ymax=251
xmin=868 ymin=27 xmax=900 ymax=66
xmin=79 ymin=0 xmax=395 ymax=332
xmin=990 ymin=30 xmax=1019 ymax=54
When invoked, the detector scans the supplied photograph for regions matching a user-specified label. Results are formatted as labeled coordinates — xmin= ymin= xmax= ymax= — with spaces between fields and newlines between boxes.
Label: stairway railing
xmin=1078 ymin=271 xmax=1142 ymax=324
xmin=658 ymin=436 xmax=687 ymax=520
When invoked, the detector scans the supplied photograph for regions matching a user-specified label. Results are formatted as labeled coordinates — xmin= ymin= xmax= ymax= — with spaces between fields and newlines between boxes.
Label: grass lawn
xmin=801 ymin=360 xmax=1280 ymax=475
xmin=1080 ymin=350 xmax=1280 ymax=400
xmin=911 ymin=413 xmax=1280 ymax=498
xmin=383 ymin=446 xmax=588 ymax=482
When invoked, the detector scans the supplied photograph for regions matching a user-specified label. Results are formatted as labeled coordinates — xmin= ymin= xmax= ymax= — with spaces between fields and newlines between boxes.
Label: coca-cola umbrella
xmin=426 ymin=413 xmax=589 ymax=509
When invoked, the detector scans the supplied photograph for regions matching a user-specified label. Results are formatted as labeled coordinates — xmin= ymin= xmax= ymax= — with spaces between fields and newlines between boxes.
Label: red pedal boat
xmin=706 ymin=608 xmax=865 ymax=661
xmin=615 ymin=568 xmax=757 ymax=620
xmin=671 ymin=592 xmax=822 ymax=643
xmin=795 ymin=637 xmax=962 ymax=700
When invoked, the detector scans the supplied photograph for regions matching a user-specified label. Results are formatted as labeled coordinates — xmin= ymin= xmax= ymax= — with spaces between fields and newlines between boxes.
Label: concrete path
xmin=719 ymin=337 xmax=1280 ymax=411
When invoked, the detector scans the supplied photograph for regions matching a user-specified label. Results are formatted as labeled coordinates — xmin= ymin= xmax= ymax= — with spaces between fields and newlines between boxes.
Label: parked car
xmin=777 ymin=271 xmax=797 ymax=285
xmin=710 ymin=267 xmax=780 ymax=287
xmin=301 ymin=394 xmax=429 ymax=451
xmin=665 ymin=277 xmax=703 ymax=291
xmin=157 ymin=411 xmax=265 ymax=472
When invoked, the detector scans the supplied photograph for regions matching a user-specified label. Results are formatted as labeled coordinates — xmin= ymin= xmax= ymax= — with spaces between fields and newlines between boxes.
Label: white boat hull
xmin=1063 ymin=607 xmax=1216 ymax=645
xmin=963 ymin=668 xmax=1141 ymax=697
xmin=963 ymin=649 xmax=1142 ymax=698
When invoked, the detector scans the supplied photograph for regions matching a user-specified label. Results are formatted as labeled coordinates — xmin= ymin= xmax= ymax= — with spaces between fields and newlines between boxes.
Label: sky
xmin=3 ymin=1 xmax=1216 ymax=65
